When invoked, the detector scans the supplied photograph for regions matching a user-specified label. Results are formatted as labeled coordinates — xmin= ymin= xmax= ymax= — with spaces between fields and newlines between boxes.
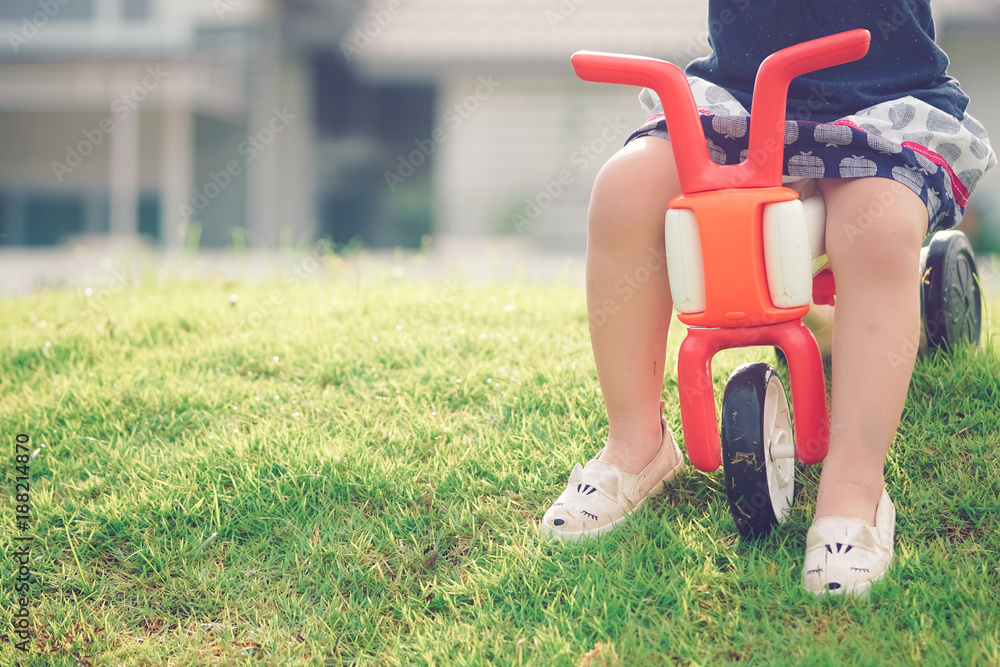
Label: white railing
xmin=0 ymin=0 xmax=269 ymax=56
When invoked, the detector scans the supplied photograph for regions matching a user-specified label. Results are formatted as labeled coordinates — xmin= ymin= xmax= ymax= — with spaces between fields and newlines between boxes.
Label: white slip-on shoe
xmin=802 ymin=488 xmax=895 ymax=597
xmin=540 ymin=409 xmax=685 ymax=542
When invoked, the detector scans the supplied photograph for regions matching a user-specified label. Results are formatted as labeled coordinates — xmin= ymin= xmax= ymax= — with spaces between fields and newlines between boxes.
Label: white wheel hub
xmin=763 ymin=374 xmax=795 ymax=523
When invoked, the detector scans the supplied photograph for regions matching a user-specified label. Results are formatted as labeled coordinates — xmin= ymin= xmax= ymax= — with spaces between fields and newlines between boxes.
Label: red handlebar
xmin=571 ymin=51 xmax=711 ymax=193
xmin=571 ymin=29 xmax=871 ymax=193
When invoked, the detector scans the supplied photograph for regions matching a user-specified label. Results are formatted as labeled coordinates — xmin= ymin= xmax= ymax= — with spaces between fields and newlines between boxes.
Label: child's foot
xmin=802 ymin=488 xmax=895 ymax=597
xmin=540 ymin=415 xmax=684 ymax=541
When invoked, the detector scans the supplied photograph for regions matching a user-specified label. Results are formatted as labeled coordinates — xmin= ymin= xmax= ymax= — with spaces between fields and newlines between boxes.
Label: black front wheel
xmin=721 ymin=363 xmax=797 ymax=539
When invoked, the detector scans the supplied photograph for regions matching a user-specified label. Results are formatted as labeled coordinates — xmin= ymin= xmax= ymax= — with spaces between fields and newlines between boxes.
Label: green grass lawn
xmin=1 ymin=264 xmax=999 ymax=666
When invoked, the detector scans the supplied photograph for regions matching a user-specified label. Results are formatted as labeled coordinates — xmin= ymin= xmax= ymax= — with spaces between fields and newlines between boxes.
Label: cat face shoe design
xmin=540 ymin=416 xmax=684 ymax=542
xmin=802 ymin=488 xmax=895 ymax=597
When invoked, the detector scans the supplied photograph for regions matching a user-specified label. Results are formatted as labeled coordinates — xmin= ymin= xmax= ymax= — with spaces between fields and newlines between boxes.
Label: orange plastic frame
xmin=571 ymin=30 xmax=871 ymax=471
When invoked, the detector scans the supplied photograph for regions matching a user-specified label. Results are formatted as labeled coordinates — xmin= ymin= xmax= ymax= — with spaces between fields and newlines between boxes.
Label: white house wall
xmin=435 ymin=75 xmax=645 ymax=250
xmin=272 ymin=53 xmax=315 ymax=248
xmin=241 ymin=50 xmax=314 ymax=249
xmin=0 ymin=109 xmax=163 ymax=190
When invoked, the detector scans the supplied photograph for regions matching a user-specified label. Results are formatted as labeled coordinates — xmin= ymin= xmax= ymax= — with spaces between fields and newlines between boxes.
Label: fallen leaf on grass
xmin=421 ymin=546 xmax=440 ymax=570
xmin=578 ymin=644 xmax=601 ymax=666
xmin=578 ymin=642 xmax=622 ymax=667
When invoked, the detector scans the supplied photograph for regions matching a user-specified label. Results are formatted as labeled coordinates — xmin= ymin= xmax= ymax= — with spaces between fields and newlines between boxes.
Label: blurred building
xmin=349 ymin=0 xmax=706 ymax=249
xmin=0 ymin=0 xmax=352 ymax=248
xmin=0 ymin=0 xmax=997 ymax=251
xmin=351 ymin=0 xmax=1000 ymax=251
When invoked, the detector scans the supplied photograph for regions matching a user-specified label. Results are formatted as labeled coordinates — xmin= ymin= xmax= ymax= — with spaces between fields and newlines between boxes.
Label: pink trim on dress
xmin=833 ymin=119 xmax=866 ymax=132
xmin=902 ymin=141 xmax=970 ymax=206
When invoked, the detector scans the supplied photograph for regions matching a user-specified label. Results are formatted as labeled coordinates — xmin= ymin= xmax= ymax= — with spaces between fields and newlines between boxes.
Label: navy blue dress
xmin=628 ymin=0 xmax=996 ymax=231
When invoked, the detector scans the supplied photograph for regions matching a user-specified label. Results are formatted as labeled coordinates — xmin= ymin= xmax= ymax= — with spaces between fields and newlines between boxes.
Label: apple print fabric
xmin=631 ymin=80 xmax=996 ymax=233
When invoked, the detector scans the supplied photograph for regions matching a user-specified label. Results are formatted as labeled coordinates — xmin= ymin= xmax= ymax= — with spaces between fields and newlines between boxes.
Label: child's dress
xmin=628 ymin=0 xmax=996 ymax=232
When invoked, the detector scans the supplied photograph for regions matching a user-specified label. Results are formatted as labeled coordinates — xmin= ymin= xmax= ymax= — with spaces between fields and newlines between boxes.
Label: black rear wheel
xmin=922 ymin=230 xmax=982 ymax=350
xmin=721 ymin=363 xmax=796 ymax=539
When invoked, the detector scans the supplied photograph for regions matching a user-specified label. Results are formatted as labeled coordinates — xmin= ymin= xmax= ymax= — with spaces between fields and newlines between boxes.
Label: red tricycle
xmin=571 ymin=30 xmax=983 ymax=538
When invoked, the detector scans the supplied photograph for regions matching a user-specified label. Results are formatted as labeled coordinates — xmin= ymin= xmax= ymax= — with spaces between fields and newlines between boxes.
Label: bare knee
xmin=588 ymin=137 xmax=682 ymax=245
xmin=822 ymin=178 xmax=927 ymax=283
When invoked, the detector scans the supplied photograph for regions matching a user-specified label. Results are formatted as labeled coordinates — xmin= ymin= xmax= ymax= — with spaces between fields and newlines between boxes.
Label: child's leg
xmin=586 ymin=136 xmax=682 ymax=474
xmin=815 ymin=177 xmax=929 ymax=525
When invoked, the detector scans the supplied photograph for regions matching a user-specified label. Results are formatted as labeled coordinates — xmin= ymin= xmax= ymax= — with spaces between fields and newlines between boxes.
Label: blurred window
xmin=0 ymin=0 xmax=96 ymax=21
xmin=24 ymin=194 xmax=84 ymax=246
xmin=311 ymin=53 xmax=435 ymax=248
xmin=312 ymin=53 xmax=434 ymax=141
xmin=138 ymin=193 xmax=160 ymax=240
xmin=0 ymin=191 xmax=8 ymax=245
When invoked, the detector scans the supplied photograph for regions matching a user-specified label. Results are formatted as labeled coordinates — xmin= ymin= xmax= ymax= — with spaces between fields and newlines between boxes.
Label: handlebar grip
xmin=749 ymin=29 xmax=871 ymax=186
xmin=571 ymin=51 xmax=713 ymax=194
xmin=758 ymin=28 xmax=871 ymax=85
xmin=571 ymin=51 xmax=682 ymax=88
